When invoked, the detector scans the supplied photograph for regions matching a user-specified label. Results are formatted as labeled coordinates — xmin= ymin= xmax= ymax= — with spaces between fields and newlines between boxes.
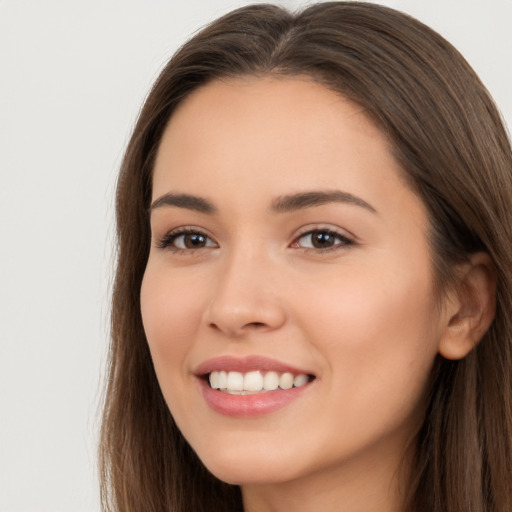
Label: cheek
xmin=299 ymin=259 xmax=435 ymax=338
xmin=294 ymin=260 xmax=440 ymax=412
xmin=140 ymin=267 xmax=204 ymax=373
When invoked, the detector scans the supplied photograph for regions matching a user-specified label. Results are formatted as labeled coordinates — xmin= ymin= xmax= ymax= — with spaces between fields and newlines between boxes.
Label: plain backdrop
xmin=0 ymin=1 xmax=511 ymax=511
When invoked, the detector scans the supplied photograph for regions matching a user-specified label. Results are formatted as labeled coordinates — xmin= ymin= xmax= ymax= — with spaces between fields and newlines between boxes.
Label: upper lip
xmin=194 ymin=355 xmax=314 ymax=376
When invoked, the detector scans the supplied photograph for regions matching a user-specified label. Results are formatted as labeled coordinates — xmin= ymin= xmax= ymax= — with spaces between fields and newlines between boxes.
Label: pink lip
xmin=194 ymin=355 xmax=312 ymax=376
xmin=194 ymin=355 xmax=315 ymax=418
xmin=198 ymin=379 xmax=311 ymax=418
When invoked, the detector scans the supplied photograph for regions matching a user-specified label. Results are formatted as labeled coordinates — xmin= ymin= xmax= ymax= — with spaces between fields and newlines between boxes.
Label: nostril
xmin=207 ymin=320 xmax=267 ymax=336
xmin=247 ymin=322 xmax=266 ymax=329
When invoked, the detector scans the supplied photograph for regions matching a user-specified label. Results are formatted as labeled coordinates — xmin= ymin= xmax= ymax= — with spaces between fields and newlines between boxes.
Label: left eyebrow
xmin=149 ymin=192 xmax=216 ymax=214
xmin=270 ymin=190 xmax=377 ymax=214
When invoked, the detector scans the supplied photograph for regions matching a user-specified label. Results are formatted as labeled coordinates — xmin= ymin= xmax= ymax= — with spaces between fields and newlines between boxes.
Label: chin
xmin=195 ymin=440 xmax=307 ymax=486
xmin=206 ymin=462 xmax=300 ymax=486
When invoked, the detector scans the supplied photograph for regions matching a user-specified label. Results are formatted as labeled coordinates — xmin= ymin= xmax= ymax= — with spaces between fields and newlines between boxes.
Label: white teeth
xmin=218 ymin=371 xmax=227 ymax=389
xmin=226 ymin=371 xmax=244 ymax=391
xmin=279 ymin=372 xmax=294 ymax=390
xmin=209 ymin=371 xmax=220 ymax=389
xmin=208 ymin=370 xmax=311 ymax=393
xmin=244 ymin=371 xmax=263 ymax=391
xmin=293 ymin=374 xmax=309 ymax=387
xmin=263 ymin=371 xmax=279 ymax=391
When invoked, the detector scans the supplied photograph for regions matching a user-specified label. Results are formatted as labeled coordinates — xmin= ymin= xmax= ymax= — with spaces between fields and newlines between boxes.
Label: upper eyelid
xmin=156 ymin=225 xmax=215 ymax=239
xmin=292 ymin=224 xmax=355 ymax=241
xmin=292 ymin=228 xmax=353 ymax=247
xmin=155 ymin=226 xmax=218 ymax=249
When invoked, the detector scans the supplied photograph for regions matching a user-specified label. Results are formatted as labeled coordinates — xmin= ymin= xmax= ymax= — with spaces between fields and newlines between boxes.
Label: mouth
xmin=194 ymin=356 xmax=316 ymax=416
xmin=205 ymin=370 xmax=314 ymax=395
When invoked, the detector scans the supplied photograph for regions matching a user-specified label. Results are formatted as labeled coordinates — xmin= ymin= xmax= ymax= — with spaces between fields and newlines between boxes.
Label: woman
xmin=99 ymin=2 xmax=512 ymax=511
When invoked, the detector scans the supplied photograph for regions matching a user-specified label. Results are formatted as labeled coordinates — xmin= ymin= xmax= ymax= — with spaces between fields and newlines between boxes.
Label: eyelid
xmin=155 ymin=226 xmax=218 ymax=251
xmin=290 ymin=225 xmax=355 ymax=252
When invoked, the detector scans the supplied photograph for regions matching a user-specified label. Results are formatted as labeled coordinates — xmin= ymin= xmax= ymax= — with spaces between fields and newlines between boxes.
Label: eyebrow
xmin=149 ymin=189 xmax=376 ymax=215
xmin=270 ymin=190 xmax=376 ymax=214
xmin=150 ymin=193 xmax=216 ymax=214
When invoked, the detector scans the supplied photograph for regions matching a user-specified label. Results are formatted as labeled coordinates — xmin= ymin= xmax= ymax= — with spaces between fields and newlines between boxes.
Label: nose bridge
xmin=204 ymin=237 xmax=286 ymax=336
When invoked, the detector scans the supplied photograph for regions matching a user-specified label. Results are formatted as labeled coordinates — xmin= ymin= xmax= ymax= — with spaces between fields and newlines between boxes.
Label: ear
xmin=438 ymin=252 xmax=497 ymax=360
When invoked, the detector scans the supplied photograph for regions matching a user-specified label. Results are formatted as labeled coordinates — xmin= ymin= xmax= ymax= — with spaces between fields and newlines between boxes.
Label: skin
xmin=140 ymin=77 xmax=483 ymax=511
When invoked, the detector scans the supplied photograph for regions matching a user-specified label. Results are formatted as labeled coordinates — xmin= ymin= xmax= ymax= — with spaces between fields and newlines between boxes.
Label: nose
xmin=203 ymin=249 xmax=287 ymax=338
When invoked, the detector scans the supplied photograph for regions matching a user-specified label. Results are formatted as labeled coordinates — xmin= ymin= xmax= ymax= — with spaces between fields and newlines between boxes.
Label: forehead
xmin=152 ymin=77 xmax=424 ymax=223
xmin=158 ymin=76 xmax=379 ymax=155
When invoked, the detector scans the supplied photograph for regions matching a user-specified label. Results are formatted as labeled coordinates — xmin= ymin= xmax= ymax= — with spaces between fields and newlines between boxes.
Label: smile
xmin=209 ymin=370 xmax=311 ymax=394
xmin=195 ymin=356 xmax=316 ymax=417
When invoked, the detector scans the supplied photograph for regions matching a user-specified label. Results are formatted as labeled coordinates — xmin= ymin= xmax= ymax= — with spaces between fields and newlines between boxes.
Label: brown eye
xmin=158 ymin=230 xmax=217 ymax=251
xmin=310 ymin=232 xmax=337 ymax=248
xmin=180 ymin=233 xmax=208 ymax=248
xmin=294 ymin=229 xmax=353 ymax=251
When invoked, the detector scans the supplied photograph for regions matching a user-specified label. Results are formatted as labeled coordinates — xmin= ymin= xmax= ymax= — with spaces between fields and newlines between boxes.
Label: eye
xmin=157 ymin=229 xmax=217 ymax=251
xmin=292 ymin=229 xmax=353 ymax=251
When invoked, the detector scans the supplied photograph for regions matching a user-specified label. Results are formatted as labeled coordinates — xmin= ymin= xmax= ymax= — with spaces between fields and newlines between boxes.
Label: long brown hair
xmin=99 ymin=3 xmax=512 ymax=511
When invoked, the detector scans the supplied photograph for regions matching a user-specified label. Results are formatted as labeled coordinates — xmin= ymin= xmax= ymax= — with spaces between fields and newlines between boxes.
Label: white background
xmin=0 ymin=1 xmax=510 ymax=511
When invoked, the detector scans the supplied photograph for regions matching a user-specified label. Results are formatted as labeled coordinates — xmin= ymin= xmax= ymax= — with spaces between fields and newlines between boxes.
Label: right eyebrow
xmin=149 ymin=193 xmax=216 ymax=214
xmin=270 ymin=190 xmax=377 ymax=214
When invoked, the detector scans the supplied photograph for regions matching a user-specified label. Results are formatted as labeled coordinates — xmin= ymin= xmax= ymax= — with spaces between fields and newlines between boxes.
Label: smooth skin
xmin=141 ymin=77 xmax=495 ymax=512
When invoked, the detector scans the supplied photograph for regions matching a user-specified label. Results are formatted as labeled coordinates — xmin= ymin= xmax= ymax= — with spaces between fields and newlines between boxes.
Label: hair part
xmin=100 ymin=3 xmax=512 ymax=511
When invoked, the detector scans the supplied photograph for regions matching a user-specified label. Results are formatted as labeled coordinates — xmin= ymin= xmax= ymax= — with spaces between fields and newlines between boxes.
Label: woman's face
xmin=141 ymin=77 xmax=446 ymax=490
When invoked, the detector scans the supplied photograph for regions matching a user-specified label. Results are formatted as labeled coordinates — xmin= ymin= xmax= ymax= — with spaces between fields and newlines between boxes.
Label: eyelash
xmin=156 ymin=227 xmax=354 ymax=254
xmin=156 ymin=228 xmax=217 ymax=254
xmin=292 ymin=228 xmax=354 ymax=253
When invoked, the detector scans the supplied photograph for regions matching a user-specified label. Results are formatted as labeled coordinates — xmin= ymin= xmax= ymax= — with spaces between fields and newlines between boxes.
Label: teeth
xmin=244 ymin=371 xmax=263 ymax=391
xmin=279 ymin=372 xmax=294 ymax=390
xmin=293 ymin=374 xmax=308 ymax=387
xmin=263 ymin=371 xmax=279 ymax=391
xmin=218 ymin=371 xmax=227 ymax=389
xmin=227 ymin=371 xmax=244 ymax=391
xmin=210 ymin=371 xmax=220 ymax=389
xmin=208 ymin=370 xmax=311 ymax=394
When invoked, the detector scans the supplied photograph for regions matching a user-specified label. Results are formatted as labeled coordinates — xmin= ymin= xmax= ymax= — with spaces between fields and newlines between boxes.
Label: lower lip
xmin=198 ymin=378 xmax=310 ymax=417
